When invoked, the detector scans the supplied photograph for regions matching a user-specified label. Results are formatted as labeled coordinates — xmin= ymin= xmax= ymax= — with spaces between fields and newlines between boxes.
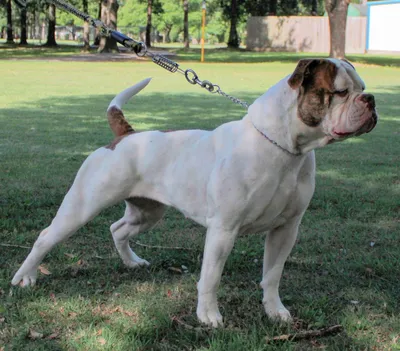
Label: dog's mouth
xmin=330 ymin=109 xmax=378 ymax=140
xmin=332 ymin=130 xmax=353 ymax=137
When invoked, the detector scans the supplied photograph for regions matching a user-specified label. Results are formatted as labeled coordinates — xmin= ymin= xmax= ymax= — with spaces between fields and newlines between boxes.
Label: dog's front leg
xmin=261 ymin=217 xmax=302 ymax=323
xmin=196 ymin=224 xmax=238 ymax=327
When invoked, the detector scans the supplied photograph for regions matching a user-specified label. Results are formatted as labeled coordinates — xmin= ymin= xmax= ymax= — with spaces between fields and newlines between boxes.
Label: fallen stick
xmin=0 ymin=243 xmax=31 ymax=249
xmin=266 ymin=325 xmax=343 ymax=343
xmin=134 ymin=241 xmax=195 ymax=251
xmin=1 ymin=242 xmax=194 ymax=252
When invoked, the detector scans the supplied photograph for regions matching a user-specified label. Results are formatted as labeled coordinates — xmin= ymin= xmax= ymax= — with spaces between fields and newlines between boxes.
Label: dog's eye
xmin=335 ymin=89 xmax=348 ymax=97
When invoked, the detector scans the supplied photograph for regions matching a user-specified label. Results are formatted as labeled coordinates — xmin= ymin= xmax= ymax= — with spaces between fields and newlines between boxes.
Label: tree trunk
xmin=146 ymin=0 xmax=152 ymax=48
xmin=6 ymin=0 xmax=14 ymax=44
xmin=164 ymin=25 xmax=172 ymax=43
xmin=35 ymin=10 xmax=41 ymax=40
xmin=30 ymin=10 xmax=35 ymax=39
xmin=93 ymin=0 xmax=102 ymax=45
xmin=45 ymin=4 xmax=57 ymax=47
xmin=19 ymin=6 xmax=28 ymax=45
xmin=311 ymin=0 xmax=318 ymax=15
xmin=183 ymin=0 xmax=189 ymax=49
xmin=227 ymin=0 xmax=239 ymax=48
xmin=325 ymin=0 xmax=349 ymax=58
xmin=98 ymin=0 xmax=119 ymax=53
xmin=82 ymin=0 xmax=90 ymax=51
xmin=269 ymin=0 xmax=277 ymax=15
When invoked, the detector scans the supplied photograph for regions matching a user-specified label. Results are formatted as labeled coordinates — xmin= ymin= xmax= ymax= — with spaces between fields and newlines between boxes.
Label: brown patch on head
xmin=289 ymin=59 xmax=338 ymax=127
xmin=107 ymin=106 xmax=134 ymax=137
xmin=288 ymin=59 xmax=315 ymax=89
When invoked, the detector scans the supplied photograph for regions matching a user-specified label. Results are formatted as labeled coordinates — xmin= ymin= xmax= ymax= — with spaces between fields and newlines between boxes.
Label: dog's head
xmin=288 ymin=59 xmax=378 ymax=141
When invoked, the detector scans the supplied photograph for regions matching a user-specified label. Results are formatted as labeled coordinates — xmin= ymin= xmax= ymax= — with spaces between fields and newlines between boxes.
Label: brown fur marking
xmin=288 ymin=59 xmax=315 ymax=89
xmin=107 ymin=106 xmax=135 ymax=137
xmin=290 ymin=59 xmax=338 ymax=127
xmin=105 ymin=105 xmax=136 ymax=150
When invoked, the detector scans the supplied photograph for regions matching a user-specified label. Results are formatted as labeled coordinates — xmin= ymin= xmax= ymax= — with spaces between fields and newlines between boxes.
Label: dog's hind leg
xmin=111 ymin=198 xmax=165 ymax=268
xmin=11 ymin=153 xmax=132 ymax=287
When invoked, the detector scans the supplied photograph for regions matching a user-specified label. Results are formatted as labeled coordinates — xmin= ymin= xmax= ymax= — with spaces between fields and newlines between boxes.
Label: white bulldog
xmin=12 ymin=58 xmax=377 ymax=327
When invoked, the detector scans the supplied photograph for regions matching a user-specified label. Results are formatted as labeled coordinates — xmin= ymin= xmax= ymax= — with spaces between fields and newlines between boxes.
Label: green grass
xmin=0 ymin=58 xmax=399 ymax=350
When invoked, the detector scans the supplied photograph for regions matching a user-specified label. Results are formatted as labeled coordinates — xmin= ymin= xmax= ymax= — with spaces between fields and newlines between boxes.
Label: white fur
xmin=108 ymin=77 xmax=152 ymax=111
xmin=11 ymin=60 xmax=376 ymax=327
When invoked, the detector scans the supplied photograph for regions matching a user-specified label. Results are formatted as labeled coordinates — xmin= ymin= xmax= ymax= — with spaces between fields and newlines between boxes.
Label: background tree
xmin=219 ymin=0 xmax=246 ymax=48
xmin=146 ymin=0 xmax=152 ymax=47
xmin=45 ymin=3 xmax=57 ymax=46
xmin=93 ymin=0 xmax=101 ymax=45
xmin=244 ymin=0 xmax=323 ymax=16
xmin=183 ymin=0 xmax=189 ymax=48
xmin=19 ymin=4 xmax=27 ymax=44
xmin=270 ymin=0 xmax=277 ymax=14
xmin=155 ymin=0 xmax=180 ymax=43
xmin=325 ymin=0 xmax=349 ymax=58
xmin=82 ymin=0 xmax=90 ymax=50
xmin=6 ymin=0 xmax=13 ymax=43
xmin=311 ymin=0 xmax=318 ymax=15
xmin=98 ymin=0 xmax=119 ymax=52
xmin=119 ymin=0 xmax=147 ymax=38
xmin=227 ymin=0 xmax=238 ymax=48
xmin=13 ymin=0 xmax=28 ymax=44
xmin=244 ymin=0 xmax=269 ymax=16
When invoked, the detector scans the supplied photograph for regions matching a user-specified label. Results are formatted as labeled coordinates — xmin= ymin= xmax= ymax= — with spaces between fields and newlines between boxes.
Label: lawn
xmin=0 ymin=55 xmax=399 ymax=350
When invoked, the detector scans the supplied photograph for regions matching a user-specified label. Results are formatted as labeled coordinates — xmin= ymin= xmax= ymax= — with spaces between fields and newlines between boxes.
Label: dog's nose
xmin=359 ymin=94 xmax=376 ymax=109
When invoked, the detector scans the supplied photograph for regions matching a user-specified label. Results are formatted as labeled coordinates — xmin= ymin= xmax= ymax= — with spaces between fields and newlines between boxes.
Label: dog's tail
xmin=107 ymin=78 xmax=152 ymax=137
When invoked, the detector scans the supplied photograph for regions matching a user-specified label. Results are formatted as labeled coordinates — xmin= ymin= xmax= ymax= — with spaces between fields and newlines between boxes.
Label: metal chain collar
xmin=251 ymin=123 xmax=301 ymax=156
xmin=43 ymin=0 xmax=250 ymax=110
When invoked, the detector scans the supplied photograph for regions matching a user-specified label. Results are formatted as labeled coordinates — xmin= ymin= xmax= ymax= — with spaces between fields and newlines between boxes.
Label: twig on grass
xmin=171 ymin=316 xmax=211 ymax=332
xmin=1 ymin=241 xmax=195 ymax=252
xmin=265 ymin=324 xmax=343 ymax=343
xmin=0 ymin=243 xmax=31 ymax=249
xmin=172 ymin=316 xmax=195 ymax=330
xmin=134 ymin=241 xmax=195 ymax=251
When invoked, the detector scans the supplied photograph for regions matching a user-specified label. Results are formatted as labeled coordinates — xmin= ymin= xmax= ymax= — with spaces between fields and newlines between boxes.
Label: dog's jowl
xmin=12 ymin=59 xmax=378 ymax=327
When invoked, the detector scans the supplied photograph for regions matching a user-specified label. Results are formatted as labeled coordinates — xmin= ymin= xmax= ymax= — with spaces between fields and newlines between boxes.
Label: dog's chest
xmin=242 ymin=173 xmax=305 ymax=234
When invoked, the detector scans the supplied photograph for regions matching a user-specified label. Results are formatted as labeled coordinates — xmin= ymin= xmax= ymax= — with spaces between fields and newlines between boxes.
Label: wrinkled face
xmin=288 ymin=59 xmax=378 ymax=141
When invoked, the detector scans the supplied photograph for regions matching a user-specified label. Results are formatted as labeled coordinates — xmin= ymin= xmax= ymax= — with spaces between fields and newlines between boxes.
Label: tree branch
xmin=266 ymin=325 xmax=343 ymax=343
xmin=0 ymin=243 xmax=31 ymax=249
xmin=134 ymin=241 xmax=195 ymax=251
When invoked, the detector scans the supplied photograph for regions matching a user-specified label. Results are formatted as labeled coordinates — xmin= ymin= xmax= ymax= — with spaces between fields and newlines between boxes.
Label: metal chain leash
xmin=41 ymin=0 xmax=250 ymax=109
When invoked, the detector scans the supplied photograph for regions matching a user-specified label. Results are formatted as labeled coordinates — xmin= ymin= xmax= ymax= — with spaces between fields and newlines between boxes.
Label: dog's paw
xmin=197 ymin=309 xmax=224 ymax=328
xmin=196 ymin=296 xmax=224 ymax=328
xmin=11 ymin=269 xmax=37 ymax=287
xmin=265 ymin=305 xmax=293 ymax=323
xmin=123 ymin=258 xmax=150 ymax=269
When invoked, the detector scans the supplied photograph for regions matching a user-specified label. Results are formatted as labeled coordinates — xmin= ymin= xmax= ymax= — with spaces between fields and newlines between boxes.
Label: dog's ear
xmin=288 ymin=59 xmax=321 ymax=89
xmin=341 ymin=58 xmax=356 ymax=71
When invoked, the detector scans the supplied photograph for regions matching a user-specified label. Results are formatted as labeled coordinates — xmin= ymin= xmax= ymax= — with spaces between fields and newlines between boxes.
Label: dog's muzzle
xmin=356 ymin=93 xmax=378 ymax=134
